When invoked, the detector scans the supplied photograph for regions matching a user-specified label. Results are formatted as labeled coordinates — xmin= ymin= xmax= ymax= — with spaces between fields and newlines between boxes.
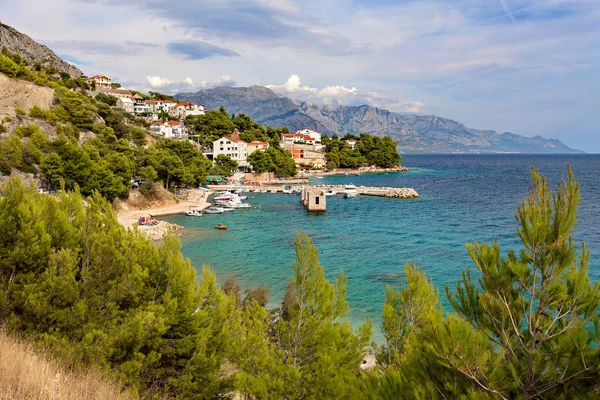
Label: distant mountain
xmin=177 ymin=86 xmax=581 ymax=154
xmin=0 ymin=22 xmax=83 ymax=77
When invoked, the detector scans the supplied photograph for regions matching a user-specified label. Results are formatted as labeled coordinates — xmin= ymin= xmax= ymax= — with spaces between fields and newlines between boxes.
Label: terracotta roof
xmin=250 ymin=141 xmax=268 ymax=145
xmin=282 ymin=134 xmax=295 ymax=137
xmin=303 ymin=136 xmax=314 ymax=141
xmin=167 ymin=120 xmax=182 ymax=126
xmin=223 ymin=135 xmax=246 ymax=143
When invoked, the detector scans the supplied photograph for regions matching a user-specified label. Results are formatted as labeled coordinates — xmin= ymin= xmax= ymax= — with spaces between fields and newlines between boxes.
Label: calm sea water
xmin=163 ymin=155 xmax=600 ymax=337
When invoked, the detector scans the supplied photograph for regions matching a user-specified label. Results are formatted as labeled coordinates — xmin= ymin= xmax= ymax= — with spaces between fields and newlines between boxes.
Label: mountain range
xmin=177 ymin=86 xmax=581 ymax=154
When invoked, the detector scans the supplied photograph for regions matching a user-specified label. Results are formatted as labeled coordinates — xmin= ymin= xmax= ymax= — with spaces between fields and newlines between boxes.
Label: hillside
xmin=0 ymin=71 xmax=54 ymax=118
xmin=0 ymin=22 xmax=83 ymax=76
xmin=177 ymin=86 xmax=581 ymax=154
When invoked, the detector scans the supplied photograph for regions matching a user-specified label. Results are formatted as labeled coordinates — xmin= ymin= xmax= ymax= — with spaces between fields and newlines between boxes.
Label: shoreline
xmin=299 ymin=165 xmax=409 ymax=178
xmin=116 ymin=188 xmax=210 ymax=240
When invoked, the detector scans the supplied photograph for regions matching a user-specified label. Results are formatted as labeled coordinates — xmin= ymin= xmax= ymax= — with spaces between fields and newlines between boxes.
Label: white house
xmin=345 ymin=139 xmax=357 ymax=150
xmin=134 ymin=104 xmax=151 ymax=114
xmin=115 ymin=97 xmax=134 ymax=113
xmin=212 ymin=130 xmax=250 ymax=170
xmin=169 ymin=102 xmax=206 ymax=119
xmin=281 ymin=129 xmax=322 ymax=145
xmin=150 ymin=120 xmax=187 ymax=140
xmin=88 ymin=74 xmax=112 ymax=88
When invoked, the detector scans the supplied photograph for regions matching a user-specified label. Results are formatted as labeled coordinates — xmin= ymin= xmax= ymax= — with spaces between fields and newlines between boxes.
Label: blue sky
xmin=3 ymin=0 xmax=599 ymax=151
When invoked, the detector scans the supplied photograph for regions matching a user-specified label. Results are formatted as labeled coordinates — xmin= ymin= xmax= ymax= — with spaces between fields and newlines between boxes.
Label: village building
xmin=169 ymin=102 xmax=206 ymax=119
xmin=345 ymin=139 xmax=357 ymax=150
xmin=281 ymin=129 xmax=322 ymax=145
xmin=150 ymin=120 xmax=187 ymax=140
xmin=212 ymin=130 xmax=249 ymax=170
xmin=146 ymin=100 xmax=177 ymax=114
xmin=247 ymin=140 xmax=269 ymax=154
xmin=87 ymin=74 xmax=112 ymax=89
xmin=115 ymin=97 xmax=134 ymax=113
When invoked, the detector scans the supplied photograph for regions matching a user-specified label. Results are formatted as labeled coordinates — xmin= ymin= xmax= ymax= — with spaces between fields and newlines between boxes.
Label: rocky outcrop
xmin=176 ymin=86 xmax=581 ymax=154
xmin=0 ymin=22 xmax=83 ymax=77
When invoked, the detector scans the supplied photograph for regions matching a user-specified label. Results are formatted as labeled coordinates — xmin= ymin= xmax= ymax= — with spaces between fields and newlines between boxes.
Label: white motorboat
xmin=282 ymin=189 xmax=293 ymax=194
xmin=343 ymin=185 xmax=359 ymax=198
xmin=185 ymin=209 xmax=203 ymax=217
xmin=222 ymin=201 xmax=251 ymax=209
xmin=204 ymin=207 xmax=225 ymax=214
xmin=325 ymin=189 xmax=337 ymax=196
xmin=239 ymin=195 xmax=248 ymax=200
xmin=270 ymin=189 xmax=278 ymax=193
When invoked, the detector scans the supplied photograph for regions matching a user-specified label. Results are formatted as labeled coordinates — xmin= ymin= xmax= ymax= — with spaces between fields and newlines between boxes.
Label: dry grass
xmin=0 ymin=329 xmax=136 ymax=400
xmin=113 ymin=183 xmax=178 ymax=214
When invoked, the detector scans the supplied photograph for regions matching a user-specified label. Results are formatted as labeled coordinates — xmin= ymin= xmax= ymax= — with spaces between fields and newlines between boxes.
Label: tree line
xmin=323 ymin=133 xmax=402 ymax=169
xmin=0 ymin=168 xmax=599 ymax=399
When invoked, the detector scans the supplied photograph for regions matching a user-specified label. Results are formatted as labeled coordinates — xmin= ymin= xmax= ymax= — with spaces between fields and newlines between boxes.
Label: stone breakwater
xmin=384 ymin=187 xmax=419 ymax=198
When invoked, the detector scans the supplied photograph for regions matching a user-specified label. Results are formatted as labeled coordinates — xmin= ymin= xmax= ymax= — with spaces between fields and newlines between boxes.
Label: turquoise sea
xmin=163 ymin=154 xmax=600 ymax=337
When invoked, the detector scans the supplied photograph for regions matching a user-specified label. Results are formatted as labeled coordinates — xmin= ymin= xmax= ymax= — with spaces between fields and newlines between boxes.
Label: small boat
xmin=222 ymin=207 xmax=235 ymax=212
xmin=204 ymin=207 xmax=225 ymax=214
xmin=215 ymin=225 xmax=227 ymax=230
xmin=185 ymin=209 xmax=203 ymax=217
xmin=270 ymin=189 xmax=278 ymax=193
xmin=282 ymin=189 xmax=292 ymax=194
xmin=315 ymin=176 xmax=323 ymax=179
xmin=343 ymin=185 xmax=359 ymax=198
xmin=325 ymin=189 xmax=337 ymax=196
xmin=239 ymin=195 xmax=248 ymax=200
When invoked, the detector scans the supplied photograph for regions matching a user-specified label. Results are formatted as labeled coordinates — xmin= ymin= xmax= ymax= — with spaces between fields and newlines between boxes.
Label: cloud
xmin=145 ymin=75 xmax=236 ymax=94
xmin=267 ymin=75 xmax=424 ymax=113
xmin=43 ymin=40 xmax=158 ymax=56
xmin=167 ymin=41 xmax=240 ymax=60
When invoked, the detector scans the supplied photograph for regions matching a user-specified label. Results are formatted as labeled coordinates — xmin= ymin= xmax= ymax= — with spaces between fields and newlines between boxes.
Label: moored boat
xmin=325 ymin=189 xmax=337 ymax=196
xmin=215 ymin=225 xmax=227 ymax=230
xmin=204 ymin=207 xmax=225 ymax=214
xmin=343 ymin=185 xmax=359 ymax=198
xmin=185 ymin=209 xmax=203 ymax=216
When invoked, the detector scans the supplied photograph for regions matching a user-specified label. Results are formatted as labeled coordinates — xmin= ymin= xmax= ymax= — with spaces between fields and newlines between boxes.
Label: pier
xmin=208 ymin=184 xmax=419 ymax=198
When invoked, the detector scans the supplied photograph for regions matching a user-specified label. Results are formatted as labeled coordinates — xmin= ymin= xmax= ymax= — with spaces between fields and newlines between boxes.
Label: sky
xmin=3 ymin=0 xmax=600 ymax=151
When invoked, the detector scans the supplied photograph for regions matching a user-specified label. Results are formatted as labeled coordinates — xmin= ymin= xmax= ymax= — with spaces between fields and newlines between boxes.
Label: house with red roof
xmin=150 ymin=120 xmax=188 ymax=140
xmin=169 ymin=102 xmax=206 ymax=119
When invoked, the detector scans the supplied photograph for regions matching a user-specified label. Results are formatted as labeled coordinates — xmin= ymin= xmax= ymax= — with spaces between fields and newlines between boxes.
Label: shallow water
xmin=163 ymin=154 xmax=600 ymax=338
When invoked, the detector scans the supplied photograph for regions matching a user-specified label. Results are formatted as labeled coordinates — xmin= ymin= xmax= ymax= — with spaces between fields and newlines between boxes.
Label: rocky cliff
xmin=176 ymin=86 xmax=581 ymax=154
xmin=0 ymin=22 xmax=83 ymax=77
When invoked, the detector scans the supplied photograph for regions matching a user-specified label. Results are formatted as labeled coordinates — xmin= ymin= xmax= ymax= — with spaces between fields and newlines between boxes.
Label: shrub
xmin=29 ymin=105 xmax=51 ymax=119
xmin=0 ymin=53 xmax=19 ymax=77
xmin=14 ymin=108 xmax=26 ymax=118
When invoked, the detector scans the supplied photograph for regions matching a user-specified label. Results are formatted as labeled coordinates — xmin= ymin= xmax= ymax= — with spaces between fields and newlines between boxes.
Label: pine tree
xmin=233 ymin=232 xmax=373 ymax=399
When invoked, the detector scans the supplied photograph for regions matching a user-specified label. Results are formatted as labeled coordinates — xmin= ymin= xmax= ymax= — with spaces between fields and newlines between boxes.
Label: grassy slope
xmin=0 ymin=329 xmax=136 ymax=400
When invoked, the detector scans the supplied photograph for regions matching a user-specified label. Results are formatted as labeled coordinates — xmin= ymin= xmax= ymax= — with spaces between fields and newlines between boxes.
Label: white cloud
xmin=145 ymin=75 xmax=236 ymax=93
xmin=267 ymin=75 xmax=424 ymax=113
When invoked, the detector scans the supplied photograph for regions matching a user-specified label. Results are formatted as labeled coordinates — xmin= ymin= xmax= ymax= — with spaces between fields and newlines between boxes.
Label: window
xmin=226 ymin=141 xmax=231 ymax=144
xmin=315 ymin=197 xmax=320 ymax=205
xmin=227 ymin=147 xmax=230 ymax=151
xmin=220 ymin=147 xmax=224 ymax=151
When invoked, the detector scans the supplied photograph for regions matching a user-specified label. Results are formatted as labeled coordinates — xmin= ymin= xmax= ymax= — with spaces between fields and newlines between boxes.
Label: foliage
xmin=233 ymin=233 xmax=373 ymax=399
xmin=148 ymin=91 xmax=177 ymax=102
xmin=323 ymin=133 xmax=402 ymax=168
xmin=368 ymin=167 xmax=600 ymax=399
xmin=94 ymin=92 xmax=118 ymax=106
xmin=210 ymin=154 xmax=238 ymax=177
xmin=247 ymin=146 xmax=297 ymax=177
xmin=0 ymin=178 xmax=238 ymax=398
xmin=142 ymin=139 xmax=212 ymax=189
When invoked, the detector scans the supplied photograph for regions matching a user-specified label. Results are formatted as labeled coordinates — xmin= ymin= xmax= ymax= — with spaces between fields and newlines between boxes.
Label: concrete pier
xmin=301 ymin=187 xmax=326 ymax=212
